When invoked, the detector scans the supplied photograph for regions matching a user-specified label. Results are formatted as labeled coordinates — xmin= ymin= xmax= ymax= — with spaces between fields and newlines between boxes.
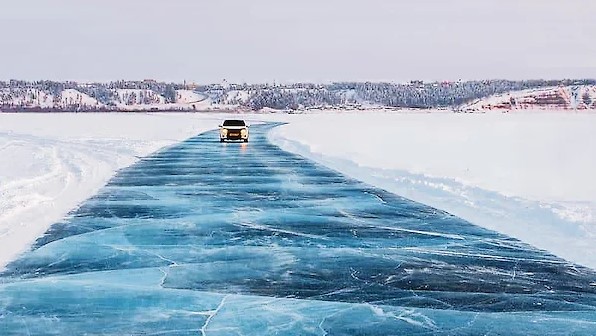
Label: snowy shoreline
xmin=1 ymin=111 xmax=595 ymax=271
xmin=0 ymin=113 xmax=225 ymax=270
xmin=267 ymin=112 xmax=596 ymax=269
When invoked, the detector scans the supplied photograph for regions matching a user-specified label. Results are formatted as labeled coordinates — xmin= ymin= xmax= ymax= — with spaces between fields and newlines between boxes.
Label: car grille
xmin=227 ymin=129 xmax=241 ymax=138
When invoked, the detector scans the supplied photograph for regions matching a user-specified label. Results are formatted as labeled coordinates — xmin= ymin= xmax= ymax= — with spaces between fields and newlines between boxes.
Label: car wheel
xmin=244 ymin=139 xmax=248 ymax=143
xmin=220 ymin=139 xmax=225 ymax=143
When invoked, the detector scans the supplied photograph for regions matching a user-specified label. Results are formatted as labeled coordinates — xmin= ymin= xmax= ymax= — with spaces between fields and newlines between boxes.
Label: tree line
xmin=1 ymin=79 xmax=595 ymax=111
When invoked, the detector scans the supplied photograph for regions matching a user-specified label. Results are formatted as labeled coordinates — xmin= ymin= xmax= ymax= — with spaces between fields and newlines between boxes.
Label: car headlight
xmin=240 ymin=128 xmax=248 ymax=136
xmin=220 ymin=128 xmax=228 ymax=137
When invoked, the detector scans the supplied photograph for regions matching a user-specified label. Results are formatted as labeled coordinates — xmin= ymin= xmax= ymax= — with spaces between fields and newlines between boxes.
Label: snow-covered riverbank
xmin=269 ymin=112 xmax=596 ymax=269
xmin=0 ymin=113 xmax=224 ymax=269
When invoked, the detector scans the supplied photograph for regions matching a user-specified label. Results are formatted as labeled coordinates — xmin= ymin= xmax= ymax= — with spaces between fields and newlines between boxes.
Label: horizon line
xmin=3 ymin=78 xmax=596 ymax=85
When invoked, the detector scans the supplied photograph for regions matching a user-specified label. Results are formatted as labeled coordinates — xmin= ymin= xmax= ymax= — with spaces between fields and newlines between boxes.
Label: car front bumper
xmin=221 ymin=135 xmax=248 ymax=140
xmin=221 ymin=131 xmax=248 ymax=141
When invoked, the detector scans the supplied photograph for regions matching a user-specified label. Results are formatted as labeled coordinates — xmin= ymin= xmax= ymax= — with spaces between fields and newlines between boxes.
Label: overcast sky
xmin=1 ymin=0 xmax=595 ymax=83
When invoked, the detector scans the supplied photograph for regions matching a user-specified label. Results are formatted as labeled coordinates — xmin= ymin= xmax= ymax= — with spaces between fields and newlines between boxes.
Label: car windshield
xmin=223 ymin=120 xmax=246 ymax=127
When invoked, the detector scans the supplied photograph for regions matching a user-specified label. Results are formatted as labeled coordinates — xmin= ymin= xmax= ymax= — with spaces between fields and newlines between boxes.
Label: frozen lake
xmin=1 ymin=124 xmax=595 ymax=335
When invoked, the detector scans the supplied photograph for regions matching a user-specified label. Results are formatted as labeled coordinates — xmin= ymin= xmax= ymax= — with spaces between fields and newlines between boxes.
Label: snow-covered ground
xmin=114 ymin=89 xmax=166 ymax=109
xmin=1 ymin=111 xmax=596 ymax=271
xmin=59 ymin=89 xmax=100 ymax=107
xmin=175 ymin=89 xmax=207 ymax=104
xmin=269 ymin=112 xmax=596 ymax=269
xmin=0 ymin=113 xmax=224 ymax=270
xmin=1 ymin=88 xmax=215 ymax=111
xmin=0 ymin=88 xmax=55 ymax=108
xmin=463 ymin=85 xmax=596 ymax=111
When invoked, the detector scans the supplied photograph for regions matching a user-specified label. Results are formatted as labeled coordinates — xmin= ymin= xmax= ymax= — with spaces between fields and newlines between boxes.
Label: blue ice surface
xmin=1 ymin=123 xmax=595 ymax=335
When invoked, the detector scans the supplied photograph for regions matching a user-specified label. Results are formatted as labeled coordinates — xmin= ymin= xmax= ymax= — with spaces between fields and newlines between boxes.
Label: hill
xmin=1 ymin=79 xmax=595 ymax=112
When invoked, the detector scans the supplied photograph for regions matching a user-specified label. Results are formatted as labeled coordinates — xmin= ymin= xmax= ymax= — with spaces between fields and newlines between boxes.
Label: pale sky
xmin=1 ymin=0 xmax=595 ymax=83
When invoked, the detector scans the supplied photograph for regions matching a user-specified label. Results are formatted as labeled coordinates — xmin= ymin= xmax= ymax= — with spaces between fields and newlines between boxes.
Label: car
xmin=219 ymin=119 xmax=249 ymax=142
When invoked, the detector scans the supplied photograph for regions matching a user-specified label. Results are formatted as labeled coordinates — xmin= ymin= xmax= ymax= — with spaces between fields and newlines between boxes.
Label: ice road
xmin=1 ymin=124 xmax=595 ymax=335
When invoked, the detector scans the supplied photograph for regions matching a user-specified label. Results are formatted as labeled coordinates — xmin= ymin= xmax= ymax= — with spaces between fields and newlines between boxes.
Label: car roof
xmin=222 ymin=119 xmax=246 ymax=126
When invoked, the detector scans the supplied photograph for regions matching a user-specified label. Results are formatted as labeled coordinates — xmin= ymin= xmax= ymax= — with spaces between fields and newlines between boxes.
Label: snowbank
xmin=268 ymin=111 xmax=596 ymax=269
xmin=0 ymin=113 xmax=225 ymax=270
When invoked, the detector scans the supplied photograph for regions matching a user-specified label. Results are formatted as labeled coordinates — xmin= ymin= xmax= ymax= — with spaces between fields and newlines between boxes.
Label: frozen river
xmin=1 ymin=124 xmax=595 ymax=335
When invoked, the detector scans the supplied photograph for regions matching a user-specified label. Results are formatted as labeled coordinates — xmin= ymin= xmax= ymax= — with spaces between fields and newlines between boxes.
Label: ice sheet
xmin=1 ymin=124 xmax=595 ymax=334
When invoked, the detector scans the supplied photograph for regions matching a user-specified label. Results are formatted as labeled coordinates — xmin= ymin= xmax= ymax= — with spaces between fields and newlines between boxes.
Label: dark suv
xmin=219 ymin=119 xmax=249 ymax=142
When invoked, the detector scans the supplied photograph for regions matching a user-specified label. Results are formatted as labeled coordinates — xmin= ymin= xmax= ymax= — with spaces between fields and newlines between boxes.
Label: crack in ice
xmin=200 ymin=295 xmax=229 ymax=336
xmin=338 ymin=209 xmax=465 ymax=240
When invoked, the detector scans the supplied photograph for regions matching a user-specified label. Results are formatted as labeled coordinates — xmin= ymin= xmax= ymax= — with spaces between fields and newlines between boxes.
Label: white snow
xmin=0 ymin=88 xmax=55 ymax=108
xmin=223 ymin=90 xmax=251 ymax=105
xmin=113 ymin=89 xmax=213 ymax=111
xmin=1 ymin=88 xmax=216 ymax=111
xmin=0 ymin=113 xmax=223 ymax=270
xmin=59 ymin=89 xmax=101 ymax=107
xmin=172 ymin=90 xmax=212 ymax=110
xmin=268 ymin=112 xmax=596 ymax=269
xmin=2 ymin=111 xmax=596 ymax=271
xmin=463 ymin=85 xmax=596 ymax=111
xmin=176 ymin=90 xmax=207 ymax=104
xmin=115 ymin=89 xmax=166 ymax=109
